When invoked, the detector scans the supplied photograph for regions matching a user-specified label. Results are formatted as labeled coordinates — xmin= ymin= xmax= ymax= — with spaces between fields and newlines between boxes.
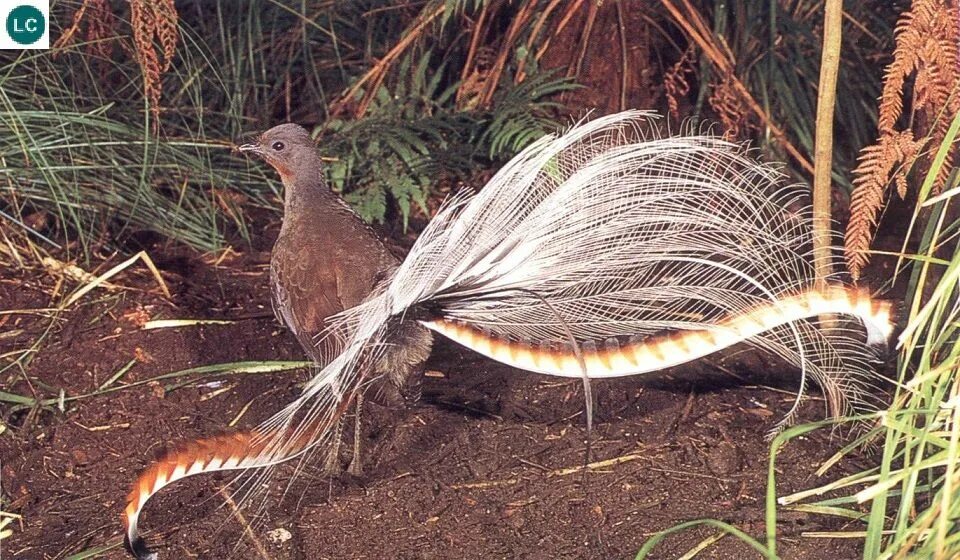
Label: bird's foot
xmin=321 ymin=447 xmax=343 ymax=477
xmin=348 ymin=393 xmax=365 ymax=477
xmin=322 ymin=420 xmax=345 ymax=477
xmin=346 ymin=456 xmax=364 ymax=477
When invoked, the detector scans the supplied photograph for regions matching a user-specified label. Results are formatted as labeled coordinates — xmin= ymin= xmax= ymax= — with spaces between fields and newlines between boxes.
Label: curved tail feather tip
xmin=121 ymin=395 xmax=352 ymax=558
xmin=122 ymin=430 xmax=267 ymax=558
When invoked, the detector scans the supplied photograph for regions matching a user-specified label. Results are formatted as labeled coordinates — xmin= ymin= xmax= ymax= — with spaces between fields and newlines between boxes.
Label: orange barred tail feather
xmin=122 ymin=429 xmax=275 ymax=559
xmin=123 ymin=392 xmax=358 ymax=559
xmin=421 ymin=286 xmax=894 ymax=379
xmin=124 ymin=286 xmax=893 ymax=558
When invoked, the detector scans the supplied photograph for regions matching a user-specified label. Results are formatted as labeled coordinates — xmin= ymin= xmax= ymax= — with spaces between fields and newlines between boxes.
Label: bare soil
xmin=2 ymin=219 xmax=872 ymax=560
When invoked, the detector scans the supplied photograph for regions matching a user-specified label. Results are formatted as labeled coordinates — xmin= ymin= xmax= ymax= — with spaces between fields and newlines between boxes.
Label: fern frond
xmin=844 ymin=0 xmax=959 ymax=277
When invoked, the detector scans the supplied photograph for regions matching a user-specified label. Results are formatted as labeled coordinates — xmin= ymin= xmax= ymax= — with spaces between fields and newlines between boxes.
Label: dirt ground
xmin=1 ymin=215 xmax=876 ymax=560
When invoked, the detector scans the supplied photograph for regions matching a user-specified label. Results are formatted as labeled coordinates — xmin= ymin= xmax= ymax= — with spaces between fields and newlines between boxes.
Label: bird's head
xmin=237 ymin=123 xmax=318 ymax=181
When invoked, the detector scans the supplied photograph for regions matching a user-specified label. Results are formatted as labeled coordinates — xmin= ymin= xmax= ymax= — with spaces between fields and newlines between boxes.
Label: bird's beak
xmin=237 ymin=142 xmax=263 ymax=155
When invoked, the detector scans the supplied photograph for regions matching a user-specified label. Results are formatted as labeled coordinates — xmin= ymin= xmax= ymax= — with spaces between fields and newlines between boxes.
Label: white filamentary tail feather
xmin=123 ymin=111 xmax=893 ymax=558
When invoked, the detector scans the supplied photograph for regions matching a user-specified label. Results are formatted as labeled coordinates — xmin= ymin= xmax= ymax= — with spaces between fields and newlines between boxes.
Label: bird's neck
xmin=279 ymin=170 xmax=346 ymax=232
xmin=280 ymin=153 xmax=328 ymax=209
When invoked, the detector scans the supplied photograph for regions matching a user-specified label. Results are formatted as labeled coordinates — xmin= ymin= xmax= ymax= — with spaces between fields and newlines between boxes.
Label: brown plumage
xmin=260 ymin=126 xmax=399 ymax=360
xmin=244 ymin=123 xmax=433 ymax=454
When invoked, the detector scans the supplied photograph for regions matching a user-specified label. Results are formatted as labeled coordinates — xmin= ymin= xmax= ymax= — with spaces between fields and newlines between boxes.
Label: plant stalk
xmin=813 ymin=0 xmax=843 ymax=285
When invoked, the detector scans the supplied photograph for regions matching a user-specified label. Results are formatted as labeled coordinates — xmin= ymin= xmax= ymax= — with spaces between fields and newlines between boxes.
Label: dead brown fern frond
xmin=664 ymin=44 xmax=696 ymax=120
xmin=845 ymin=0 xmax=960 ymax=279
xmin=52 ymin=0 xmax=116 ymax=61
xmin=151 ymin=0 xmax=179 ymax=72
xmin=129 ymin=0 xmax=179 ymax=133
xmin=56 ymin=0 xmax=177 ymax=127
xmin=846 ymin=131 xmax=924 ymax=276
xmin=52 ymin=0 xmax=92 ymax=51
xmin=709 ymin=73 xmax=749 ymax=140
xmin=85 ymin=0 xmax=116 ymax=62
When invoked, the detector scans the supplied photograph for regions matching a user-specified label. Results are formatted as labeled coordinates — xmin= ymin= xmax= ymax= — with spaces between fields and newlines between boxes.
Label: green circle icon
xmin=6 ymin=5 xmax=45 ymax=46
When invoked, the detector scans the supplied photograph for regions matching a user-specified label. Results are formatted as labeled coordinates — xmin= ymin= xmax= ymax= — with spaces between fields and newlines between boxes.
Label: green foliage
xmin=480 ymin=72 xmax=576 ymax=159
xmin=841 ymin=114 xmax=960 ymax=558
xmin=319 ymin=53 xmax=456 ymax=227
xmin=0 ymin=0 xmax=577 ymax=252
xmin=694 ymin=0 xmax=895 ymax=188
xmin=319 ymin=58 xmax=576 ymax=227
xmin=0 ymin=40 xmax=274 ymax=257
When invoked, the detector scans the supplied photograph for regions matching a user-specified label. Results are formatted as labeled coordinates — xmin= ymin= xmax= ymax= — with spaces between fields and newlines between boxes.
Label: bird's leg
xmin=346 ymin=393 xmax=364 ymax=476
xmin=322 ymin=417 xmax=345 ymax=477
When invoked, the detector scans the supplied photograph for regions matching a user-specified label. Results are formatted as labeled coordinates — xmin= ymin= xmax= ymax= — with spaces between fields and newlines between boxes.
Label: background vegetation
xmin=1 ymin=0 xmax=899 ymax=257
xmin=4 ymin=0 xmax=960 ymax=558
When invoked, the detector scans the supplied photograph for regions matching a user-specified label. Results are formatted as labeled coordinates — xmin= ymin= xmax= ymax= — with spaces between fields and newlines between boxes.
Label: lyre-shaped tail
xmin=121 ymin=111 xmax=897 ymax=558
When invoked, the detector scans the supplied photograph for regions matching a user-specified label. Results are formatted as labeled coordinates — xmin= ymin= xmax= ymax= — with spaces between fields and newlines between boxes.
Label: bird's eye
xmin=272 ymin=141 xmax=285 ymax=151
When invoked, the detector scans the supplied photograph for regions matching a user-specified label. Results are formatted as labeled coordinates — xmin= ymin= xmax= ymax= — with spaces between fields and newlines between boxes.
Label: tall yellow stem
xmin=813 ymin=0 xmax=843 ymax=285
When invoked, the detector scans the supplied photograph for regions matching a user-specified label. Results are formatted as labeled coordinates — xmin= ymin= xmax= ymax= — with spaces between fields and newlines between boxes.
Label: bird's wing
xmin=271 ymin=242 xmax=345 ymax=365
xmin=271 ymin=223 xmax=398 ymax=366
xmin=332 ymin=243 xmax=397 ymax=309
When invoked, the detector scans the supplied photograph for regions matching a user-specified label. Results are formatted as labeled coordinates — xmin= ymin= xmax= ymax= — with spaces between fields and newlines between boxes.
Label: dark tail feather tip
xmin=125 ymin=534 xmax=158 ymax=560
